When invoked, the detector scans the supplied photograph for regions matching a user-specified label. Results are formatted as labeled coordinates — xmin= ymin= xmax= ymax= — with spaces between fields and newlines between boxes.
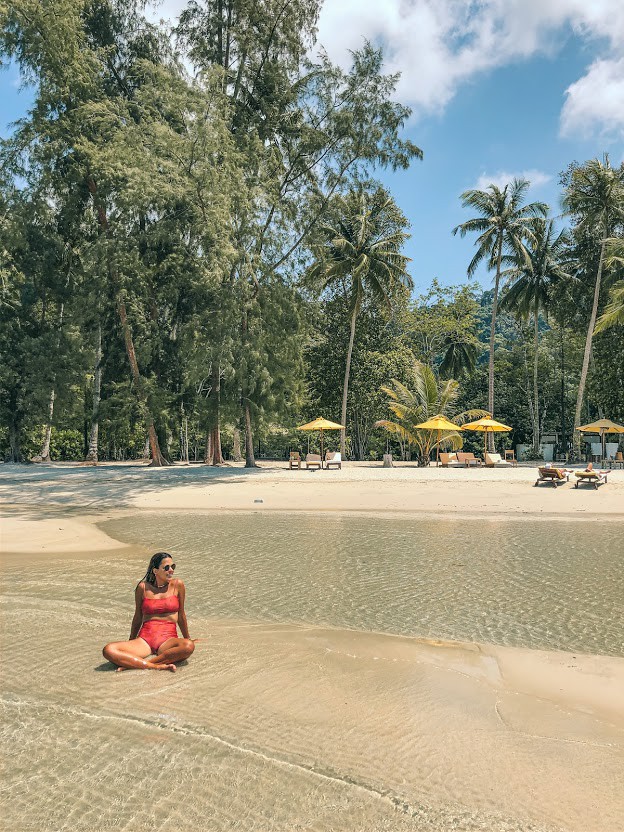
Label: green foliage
xmin=375 ymin=361 xmax=487 ymax=465
xmin=406 ymin=279 xmax=481 ymax=376
xmin=305 ymin=183 xmax=412 ymax=454
xmin=2 ymin=6 xmax=622 ymax=466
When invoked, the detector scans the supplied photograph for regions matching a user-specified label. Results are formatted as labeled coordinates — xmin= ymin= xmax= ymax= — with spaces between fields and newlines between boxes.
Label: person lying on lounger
xmin=584 ymin=462 xmax=609 ymax=475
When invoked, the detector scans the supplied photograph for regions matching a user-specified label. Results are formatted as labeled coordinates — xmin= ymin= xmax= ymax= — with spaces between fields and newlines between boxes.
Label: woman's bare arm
xmin=176 ymin=580 xmax=191 ymax=639
xmin=129 ymin=582 xmax=144 ymax=640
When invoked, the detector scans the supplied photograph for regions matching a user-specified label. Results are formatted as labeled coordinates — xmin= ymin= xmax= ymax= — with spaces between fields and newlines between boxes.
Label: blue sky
xmin=2 ymin=0 xmax=623 ymax=294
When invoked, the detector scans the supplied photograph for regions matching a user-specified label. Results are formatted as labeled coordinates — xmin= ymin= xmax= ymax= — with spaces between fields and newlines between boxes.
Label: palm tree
xmin=453 ymin=179 xmax=547 ymax=447
xmin=562 ymin=156 xmax=624 ymax=456
xmin=375 ymin=361 xmax=486 ymax=465
xmin=439 ymin=337 xmax=478 ymax=379
xmin=594 ymin=238 xmax=624 ymax=332
xmin=306 ymin=186 xmax=411 ymax=457
xmin=500 ymin=218 xmax=570 ymax=455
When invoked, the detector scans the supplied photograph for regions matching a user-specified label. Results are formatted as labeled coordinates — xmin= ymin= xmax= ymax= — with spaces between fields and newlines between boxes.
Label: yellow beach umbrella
xmin=577 ymin=418 xmax=624 ymax=463
xmin=413 ymin=414 xmax=463 ymax=467
xmin=297 ymin=417 xmax=345 ymax=466
xmin=462 ymin=414 xmax=512 ymax=456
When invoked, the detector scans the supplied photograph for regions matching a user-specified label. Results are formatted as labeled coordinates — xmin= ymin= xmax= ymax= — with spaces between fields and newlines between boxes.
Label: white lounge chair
xmin=485 ymin=452 xmax=511 ymax=467
xmin=325 ymin=451 xmax=342 ymax=470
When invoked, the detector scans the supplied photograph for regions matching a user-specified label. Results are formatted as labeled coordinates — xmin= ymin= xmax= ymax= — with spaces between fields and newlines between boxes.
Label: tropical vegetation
xmin=1 ymin=2 xmax=623 ymax=466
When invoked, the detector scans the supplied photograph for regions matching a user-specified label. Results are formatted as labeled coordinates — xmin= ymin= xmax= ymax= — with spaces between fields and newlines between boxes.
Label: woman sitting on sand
xmin=103 ymin=552 xmax=195 ymax=672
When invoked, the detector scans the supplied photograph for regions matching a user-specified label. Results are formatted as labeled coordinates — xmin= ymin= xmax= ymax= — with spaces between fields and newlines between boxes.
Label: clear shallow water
xmin=3 ymin=512 xmax=624 ymax=832
xmin=101 ymin=513 xmax=624 ymax=657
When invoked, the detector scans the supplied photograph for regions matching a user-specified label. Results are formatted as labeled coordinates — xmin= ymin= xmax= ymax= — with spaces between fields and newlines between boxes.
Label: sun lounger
xmin=325 ymin=451 xmax=342 ymax=470
xmin=485 ymin=452 xmax=511 ymax=467
xmin=574 ymin=470 xmax=608 ymax=489
xmin=456 ymin=452 xmax=482 ymax=467
xmin=535 ymin=466 xmax=569 ymax=487
xmin=289 ymin=451 xmax=302 ymax=469
xmin=305 ymin=453 xmax=322 ymax=470
xmin=439 ymin=452 xmax=461 ymax=467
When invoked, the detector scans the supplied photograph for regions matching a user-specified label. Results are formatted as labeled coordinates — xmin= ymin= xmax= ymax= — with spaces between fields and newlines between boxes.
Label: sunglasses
xmin=161 ymin=563 xmax=176 ymax=572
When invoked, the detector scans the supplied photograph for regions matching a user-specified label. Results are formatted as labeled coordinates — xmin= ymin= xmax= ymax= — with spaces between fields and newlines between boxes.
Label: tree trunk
xmin=141 ymin=436 xmax=150 ymax=460
xmin=204 ymin=431 xmax=212 ymax=464
xmin=232 ymin=426 xmax=242 ymax=461
xmin=116 ymin=298 xmax=170 ymax=466
xmin=240 ymin=305 xmax=258 ymax=468
xmin=39 ymin=302 xmax=65 ymax=462
xmin=487 ymin=236 xmax=503 ymax=452
xmin=209 ymin=425 xmax=223 ymax=464
xmin=39 ymin=389 xmax=55 ymax=462
xmin=573 ymin=238 xmax=606 ymax=458
xmin=9 ymin=421 xmax=21 ymax=463
xmin=560 ymin=327 xmax=566 ymax=455
xmin=532 ymin=303 xmax=540 ymax=456
xmin=341 ymin=303 xmax=359 ymax=458
xmin=87 ymin=177 xmax=169 ymax=466
xmin=244 ymin=401 xmax=257 ymax=467
xmin=210 ymin=362 xmax=224 ymax=465
xmin=85 ymin=321 xmax=102 ymax=463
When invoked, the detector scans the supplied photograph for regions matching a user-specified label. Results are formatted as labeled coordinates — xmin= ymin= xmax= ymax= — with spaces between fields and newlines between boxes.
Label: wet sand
xmin=1 ymin=461 xmax=623 ymax=831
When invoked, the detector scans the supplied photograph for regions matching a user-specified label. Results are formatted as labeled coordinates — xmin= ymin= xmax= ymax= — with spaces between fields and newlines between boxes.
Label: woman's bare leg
xmin=102 ymin=638 xmax=176 ymax=671
xmin=151 ymin=638 xmax=195 ymax=666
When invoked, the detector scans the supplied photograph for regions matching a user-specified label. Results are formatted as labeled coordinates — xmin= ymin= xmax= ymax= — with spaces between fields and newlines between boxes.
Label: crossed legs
xmin=102 ymin=636 xmax=193 ymax=672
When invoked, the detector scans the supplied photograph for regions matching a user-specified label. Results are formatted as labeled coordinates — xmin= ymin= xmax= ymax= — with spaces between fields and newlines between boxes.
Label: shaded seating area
xmin=504 ymin=449 xmax=518 ymax=466
xmin=289 ymin=451 xmax=302 ymax=469
xmin=456 ymin=452 xmax=482 ymax=467
xmin=535 ymin=466 xmax=569 ymax=487
xmin=608 ymin=451 xmax=624 ymax=470
xmin=484 ymin=452 xmax=512 ymax=467
xmin=325 ymin=451 xmax=342 ymax=470
xmin=574 ymin=470 xmax=608 ymax=489
xmin=305 ymin=453 xmax=322 ymax=470
xmin=439 ymin=452 xmax=462 ymax=467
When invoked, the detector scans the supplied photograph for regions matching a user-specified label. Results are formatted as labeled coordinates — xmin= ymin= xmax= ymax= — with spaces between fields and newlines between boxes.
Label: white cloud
xmin=473 ymin=170 xmax=552 ymax=191
xmin=316 ymin=0 xmax=624 ymax=135
xmin=143 ymin=0 xmax=624 ymax=139
xmin=560 ymin=58 xmax=624 ymax=138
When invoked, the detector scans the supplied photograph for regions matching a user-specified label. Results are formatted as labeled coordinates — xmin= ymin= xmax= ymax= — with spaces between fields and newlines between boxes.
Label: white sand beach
xmin=1 ymin=460 xmax=623 ymax=831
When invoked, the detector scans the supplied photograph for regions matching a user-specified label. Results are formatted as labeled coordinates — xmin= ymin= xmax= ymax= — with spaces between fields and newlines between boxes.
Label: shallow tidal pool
xmin=101 ymin=512 xmax=624 ymax=657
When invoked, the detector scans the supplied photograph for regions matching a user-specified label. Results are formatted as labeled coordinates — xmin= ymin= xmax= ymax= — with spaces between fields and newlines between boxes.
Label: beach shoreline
xmin=3 ymin=459 xmax=623 ymax=554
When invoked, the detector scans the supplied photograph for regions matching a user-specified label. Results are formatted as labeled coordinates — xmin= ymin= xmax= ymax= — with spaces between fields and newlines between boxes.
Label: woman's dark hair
xmin=139 ymin=552 xmax=173 ymax=587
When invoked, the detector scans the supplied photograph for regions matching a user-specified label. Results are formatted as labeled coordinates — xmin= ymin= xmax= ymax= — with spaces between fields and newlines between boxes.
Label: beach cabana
xmin=413 ymin=414 xmax=463 ymax=467
xmin=462 ymin=414 xmax=512 ymax=457
xmin=297 ymin=417 xmax=345 ymax=468
xmin=576 ymin=418 xmax=624 ymax=465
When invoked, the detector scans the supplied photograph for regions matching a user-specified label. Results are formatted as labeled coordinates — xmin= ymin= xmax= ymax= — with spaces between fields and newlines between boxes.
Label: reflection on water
xmin=101 ymin=513 xmax=624 ymax=657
